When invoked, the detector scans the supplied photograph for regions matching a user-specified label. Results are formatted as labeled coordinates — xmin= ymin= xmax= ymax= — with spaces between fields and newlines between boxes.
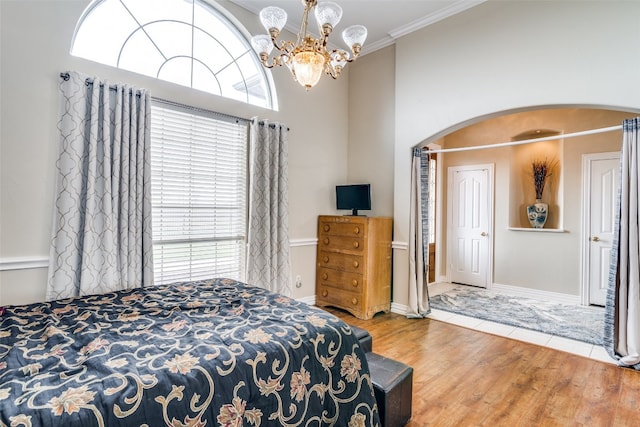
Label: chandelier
xmin=250 ymin=0 xmax=367 ymax=90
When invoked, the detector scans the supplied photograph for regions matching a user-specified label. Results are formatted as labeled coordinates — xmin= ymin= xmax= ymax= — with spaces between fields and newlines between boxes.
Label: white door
xmin=584 ymin=153 xmax=620 ymax=306
xmin=448 ymin=165 xmax=493 ymax=287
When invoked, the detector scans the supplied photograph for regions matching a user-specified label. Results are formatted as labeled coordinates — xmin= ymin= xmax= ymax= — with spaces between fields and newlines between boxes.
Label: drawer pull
xmin=323 ymin=225 xmax=330 ymax=232
xmin=351 ymin=298 xmax=358 ymax=305
xmin=324 ymin=256 xmax=329 ymax=263
xmin=352 ymin=241 xmax=359 ymax=248
xmin=352 ymin=279 xmax=358 ymax=287
xmin=322 ymin=273 xmax=328 ymax=280
xmin=352 ymin=260 xmax=359 ymax=268
xmin=323 ymin=238 xmax=330 ymax=245
xmin=353 ymin=226 xmax=360 ymax=234
xmin=322 ymin=290 xmax=328 ymax=297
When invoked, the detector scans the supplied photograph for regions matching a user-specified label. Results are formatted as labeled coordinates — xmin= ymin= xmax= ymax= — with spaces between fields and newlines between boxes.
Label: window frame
xmin=70 ymin=0 xmax=278 ymax=110
xmin=149 ymin=98 xmax=250 ymax=285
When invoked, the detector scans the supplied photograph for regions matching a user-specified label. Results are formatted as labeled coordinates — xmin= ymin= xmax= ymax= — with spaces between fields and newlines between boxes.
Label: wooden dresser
xmin=315 ymin=215 xmax=392 ymax=320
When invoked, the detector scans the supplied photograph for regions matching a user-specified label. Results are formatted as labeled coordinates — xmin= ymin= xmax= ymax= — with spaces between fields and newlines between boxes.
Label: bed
xmin=0 ymin=278 xmax=380 ymax=426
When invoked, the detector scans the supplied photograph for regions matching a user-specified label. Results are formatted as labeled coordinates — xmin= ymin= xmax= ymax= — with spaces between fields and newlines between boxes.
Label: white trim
xmin=390 ymin=302 xmax=408 ymax=315
xmin=0 ymin=257 xmax=49 ymax=271
xmin=491 ymin=283 xmax=581 ymax=305
xmin=296 ymin=295 xmax=316 ymax=305
xmin=361 ymin=36 xmax=395 ymax=56
xmin=289 ymin=238 xmax=317 ymax=247
xmin=392 ymin=241 xmax=408 ymax=251
xmin=387 ymin=0 xmax=486 ymax=41
xmin=507 ymin=227 xmax=567 ymax=233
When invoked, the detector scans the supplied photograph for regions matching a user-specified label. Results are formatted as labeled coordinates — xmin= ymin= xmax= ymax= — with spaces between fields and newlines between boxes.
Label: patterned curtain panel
xmin=246 ymin=119 xmax=291 ymax=296
xmin=47 ymin=71 xmax=153 ymax=300
xmin=406 ymin=147 xmax=431 ymax=318
xmin=604 ymin=117 xmax=640 ymax=370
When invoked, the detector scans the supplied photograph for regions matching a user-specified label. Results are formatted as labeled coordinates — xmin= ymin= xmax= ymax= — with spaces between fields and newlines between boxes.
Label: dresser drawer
xmin=319 ymin=221 xmax=365 ymax=237
xmin=317 ymin=267 xmax=363 ymax=291
xmin=318 ymin=235 xmax=364 ymax=252
xmin=317 ymin=251 xmax=363 ymax=274
xmin=317 ymin=286 xmax=363 ymax=310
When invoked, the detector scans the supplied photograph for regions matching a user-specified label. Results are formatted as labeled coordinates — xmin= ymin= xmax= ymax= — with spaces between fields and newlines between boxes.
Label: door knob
xmin=480 ymin=232 xmax=487 ymax=237
xmin=591 ymin=236 xmax=600 ymax=242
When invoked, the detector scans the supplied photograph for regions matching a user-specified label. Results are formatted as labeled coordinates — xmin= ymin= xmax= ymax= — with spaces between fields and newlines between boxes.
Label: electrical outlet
xmin=295 ymin=275 xmax=302 ymax=288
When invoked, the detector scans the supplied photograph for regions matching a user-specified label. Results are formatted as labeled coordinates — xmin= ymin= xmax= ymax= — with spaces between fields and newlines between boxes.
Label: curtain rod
xmin=153 ymin=97 xmax=248 ymax=125
xmin=59 ymin=72 xmax=289 ymax=129
xmin=59 ymin=72 xmax=142 ymax=95
xmin=60 ymin=72 xmax=245 ymax=124
xmin=423 ymin=124 xmax=622 ymax=154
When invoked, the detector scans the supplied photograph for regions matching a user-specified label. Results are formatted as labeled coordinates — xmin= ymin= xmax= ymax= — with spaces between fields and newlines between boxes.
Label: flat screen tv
xmin=336 ymin=184 xmax=371 ymax=216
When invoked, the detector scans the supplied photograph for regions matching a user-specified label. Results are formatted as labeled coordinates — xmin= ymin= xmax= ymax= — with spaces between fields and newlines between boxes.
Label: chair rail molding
xmin=0 ymin=257 xmax=49 ymax=271
xmin=392 ymin=241 xmax=408 ymax=250
xmin=290 ymin=238 xmax=318 ymax=247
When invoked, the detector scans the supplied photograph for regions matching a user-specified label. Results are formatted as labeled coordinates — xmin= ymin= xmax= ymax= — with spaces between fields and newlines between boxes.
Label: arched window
xmin=71 ymin=0 xmax=277 ymax=110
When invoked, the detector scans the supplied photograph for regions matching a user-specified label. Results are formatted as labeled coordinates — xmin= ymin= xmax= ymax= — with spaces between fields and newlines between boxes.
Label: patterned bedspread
xmin=0 ymin=278 xmax=380 ymax=426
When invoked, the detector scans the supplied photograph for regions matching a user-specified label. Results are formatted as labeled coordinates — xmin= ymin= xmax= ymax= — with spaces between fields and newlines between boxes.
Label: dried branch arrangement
xmin=531 ymin=158 xmax=556 ymax=200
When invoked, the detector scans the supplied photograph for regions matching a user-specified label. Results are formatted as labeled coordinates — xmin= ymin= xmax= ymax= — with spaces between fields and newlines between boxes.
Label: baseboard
xmin=390 ymin=302 xmax=408 ymax=315
xmin=297 ymin=295 xmax=316 ymax=305
xmin=490 ymin=283 xmax=581 ymax=305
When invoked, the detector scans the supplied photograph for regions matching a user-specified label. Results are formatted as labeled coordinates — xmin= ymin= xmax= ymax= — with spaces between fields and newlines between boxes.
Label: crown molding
xmin=388 ymin=0 xmax=486 ymax=40
xmin=360 ymin=35 xmax=396 ymax=56
xmin=231 ymin=0 xmax=486 ymax=56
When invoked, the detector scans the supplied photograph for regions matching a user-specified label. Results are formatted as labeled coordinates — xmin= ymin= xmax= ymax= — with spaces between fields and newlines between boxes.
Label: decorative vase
xmin=527 ymin=199 xmax=548 ymax=228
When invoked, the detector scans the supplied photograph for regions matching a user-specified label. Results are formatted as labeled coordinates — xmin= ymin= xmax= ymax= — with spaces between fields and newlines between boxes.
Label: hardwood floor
xmin=327 ymin=308 xmax=640 ymax=427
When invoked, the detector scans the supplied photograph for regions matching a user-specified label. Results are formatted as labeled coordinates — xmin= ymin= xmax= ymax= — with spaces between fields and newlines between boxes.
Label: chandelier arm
xmin=324 ymin=62 xmax=340 ymax=80
xmin=271 ymin=38 xmax=296 ymax=54
xmin=259 ymin=52 xmax=292 ymax=69
xmin=320 ymin=28 xmax=331 ymax=49
xmin=329 ymin=49 xmax=355 ymax=63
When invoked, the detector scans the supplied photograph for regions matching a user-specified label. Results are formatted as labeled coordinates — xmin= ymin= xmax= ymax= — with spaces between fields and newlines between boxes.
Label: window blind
xmin=150 ymin=102 xmax=248 ymax=285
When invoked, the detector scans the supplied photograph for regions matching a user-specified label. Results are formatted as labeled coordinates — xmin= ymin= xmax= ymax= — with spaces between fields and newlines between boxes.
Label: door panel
xmin=587 ymin=155 xmax=619 ymax=306
xmin=449 ymin=167 xmax=491 ymax=287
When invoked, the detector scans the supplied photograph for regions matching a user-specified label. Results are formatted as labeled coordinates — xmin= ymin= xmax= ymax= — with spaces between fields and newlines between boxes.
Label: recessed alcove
xmin=508 ymin=129 xmax=563 ymax=230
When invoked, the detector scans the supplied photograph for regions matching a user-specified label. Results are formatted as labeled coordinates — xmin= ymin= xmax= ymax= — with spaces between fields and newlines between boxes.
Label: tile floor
xmin=427 ymin=283 xmax=615 ymax=365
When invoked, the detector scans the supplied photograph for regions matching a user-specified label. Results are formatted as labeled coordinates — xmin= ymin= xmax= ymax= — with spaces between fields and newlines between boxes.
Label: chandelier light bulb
xmin=292 ymin=51 xmax=326 ymax=90
xmin=251 ymin=34 xmax=274 ymax=55
xmin=259 ymin=6 xmax=287 ymax=32
xmin=314 ymin=2 xmax=343 ymax=30
xmin=342 ymin=25 xmax=367 ymax=50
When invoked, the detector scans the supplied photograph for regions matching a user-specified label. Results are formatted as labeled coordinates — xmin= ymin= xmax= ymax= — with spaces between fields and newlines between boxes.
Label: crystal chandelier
xmin=250 ymin=0 xmax=367 ymax=90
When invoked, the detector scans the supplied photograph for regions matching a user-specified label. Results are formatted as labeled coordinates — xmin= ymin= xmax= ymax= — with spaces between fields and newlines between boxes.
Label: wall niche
xmin=508 ymin=129 xmax=563 ymax=230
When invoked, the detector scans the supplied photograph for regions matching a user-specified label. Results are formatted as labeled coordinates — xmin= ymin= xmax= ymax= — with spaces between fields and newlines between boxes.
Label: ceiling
xmin=229 ymin=0 xmax=486 ymax=55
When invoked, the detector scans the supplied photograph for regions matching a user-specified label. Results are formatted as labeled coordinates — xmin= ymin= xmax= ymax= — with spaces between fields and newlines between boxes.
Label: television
xmin=336 ymin=184 xmax=371 ymax=216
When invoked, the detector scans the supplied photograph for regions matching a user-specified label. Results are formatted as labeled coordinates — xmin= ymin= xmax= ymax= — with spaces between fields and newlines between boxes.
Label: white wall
xmin=349 ymin=0 xmax=640 ymax=307
xmin=0 ymin=0 xmax=349 ymax=305
xmin=347 ymin=45 xmax=396 ymax=218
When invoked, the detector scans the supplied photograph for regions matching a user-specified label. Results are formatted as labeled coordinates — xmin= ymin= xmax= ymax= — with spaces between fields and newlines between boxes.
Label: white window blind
xmin=150 ymin=101 xmax=248 ymax=285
